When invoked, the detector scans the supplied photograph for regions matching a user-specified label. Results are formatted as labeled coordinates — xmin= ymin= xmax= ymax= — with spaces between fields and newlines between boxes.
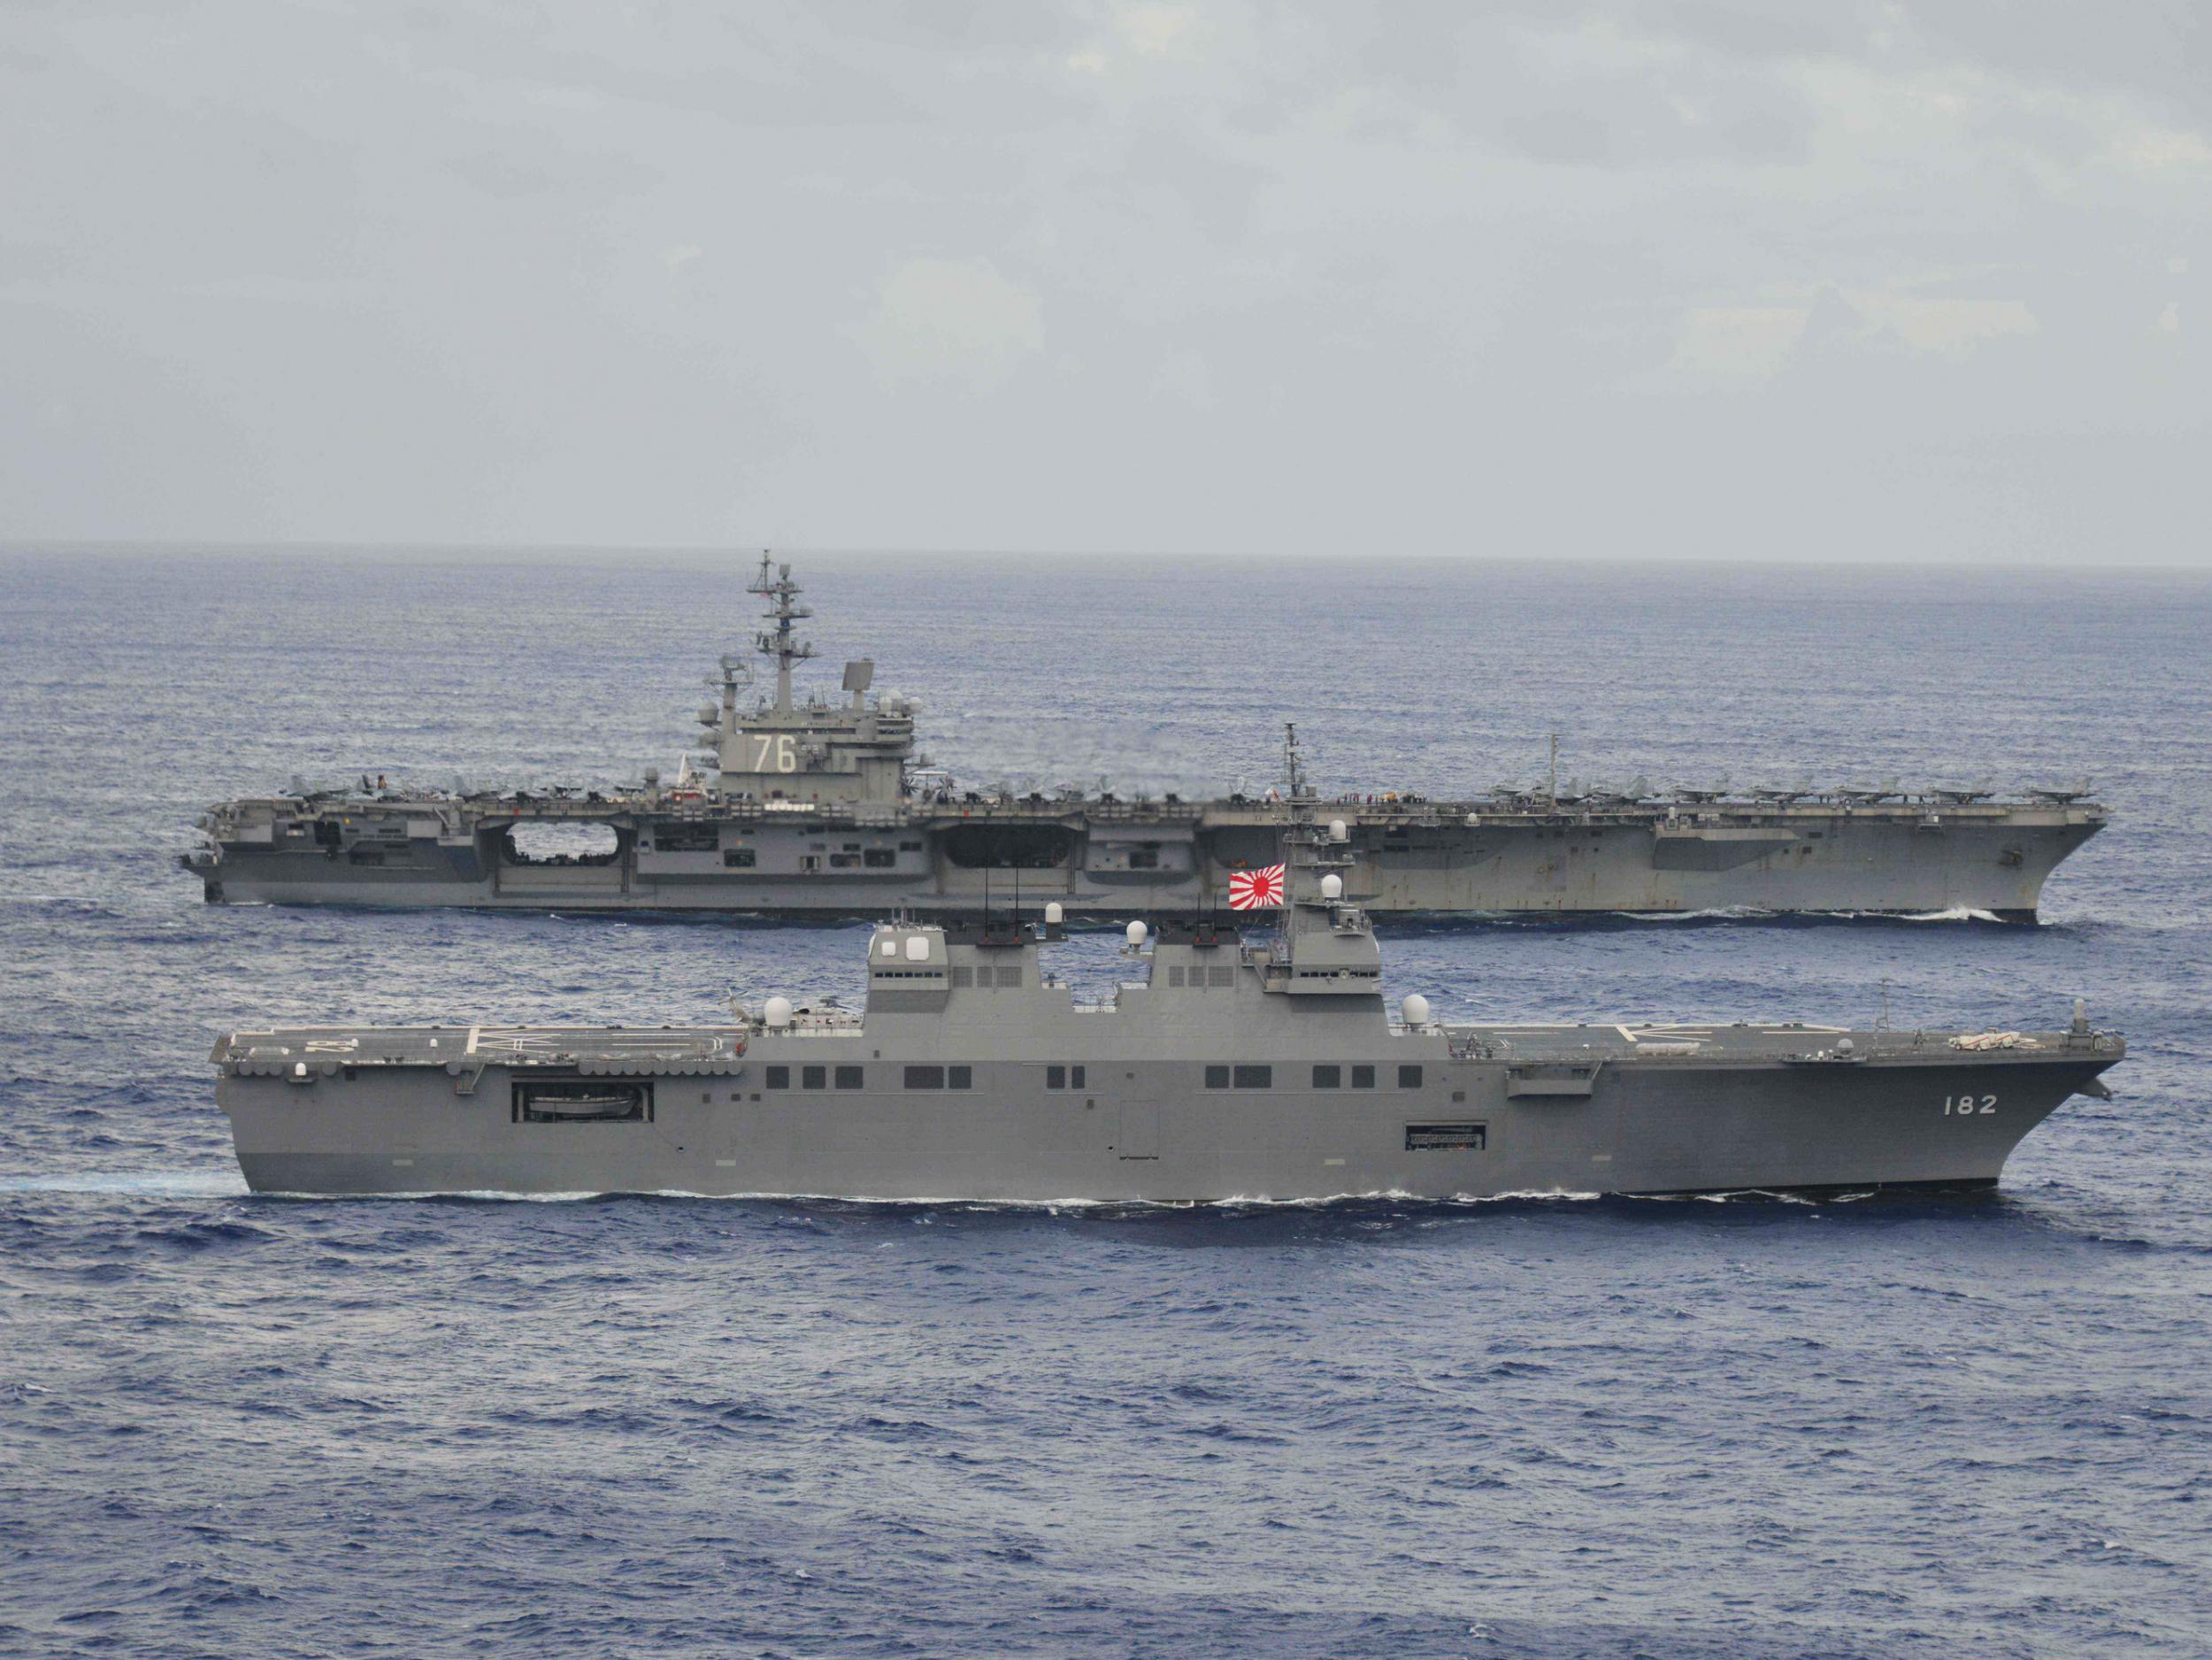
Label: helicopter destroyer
xmin=183 ymin=556 xmax=2106 ymax=923
xmin=211 ymin=753 xmax=2124 ymax=1200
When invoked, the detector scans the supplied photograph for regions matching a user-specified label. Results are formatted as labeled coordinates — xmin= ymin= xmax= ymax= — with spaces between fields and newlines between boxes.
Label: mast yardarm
xmin=749 ymin=552 xmax=816 ymax=713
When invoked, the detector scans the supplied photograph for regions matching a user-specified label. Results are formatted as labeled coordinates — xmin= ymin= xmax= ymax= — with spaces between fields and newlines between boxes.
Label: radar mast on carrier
xmin=749 ymin=552 xmax=816 ymax=713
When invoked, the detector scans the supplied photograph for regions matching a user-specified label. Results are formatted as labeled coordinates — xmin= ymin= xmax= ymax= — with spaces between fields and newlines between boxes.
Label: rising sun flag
xmin=1228 ymin=863 xmax=1286 ymax=910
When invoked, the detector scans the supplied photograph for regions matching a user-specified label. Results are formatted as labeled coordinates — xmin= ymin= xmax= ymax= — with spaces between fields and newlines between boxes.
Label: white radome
xmin=1402 ymin=994 xmax=1431 ymax=1026
xmin=1125 ymin=919 xmax=1148 ymax=947
xmin=1045 ymin=902 xmax=1064 ymax=925
xmin=1320 ymin=872 xmax=1344 ymax=899
xmin=1328 ymin=818 xmax=1349 ymax=842
xmin=763 ymin=995 xmax=794 ymax=1027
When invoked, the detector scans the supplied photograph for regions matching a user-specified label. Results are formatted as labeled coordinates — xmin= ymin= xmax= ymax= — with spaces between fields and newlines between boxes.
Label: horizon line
xmin=4 ymin=536 xmax=2208 ymax=574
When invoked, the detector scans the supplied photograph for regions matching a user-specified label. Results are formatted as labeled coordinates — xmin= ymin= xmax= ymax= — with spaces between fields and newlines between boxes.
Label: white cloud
xmin=849 ymin=257 xmax=1045 ymax=389
xmin=1115 ymin=4 xmax=1201 ymax=59
xmin=2124 ymin=127 xmax=2212 ymax=171
xmin=1669 ymin=306 xmax=1810 ymax=382
xmin=1854 ymin=295 xmax=2039 ymax=356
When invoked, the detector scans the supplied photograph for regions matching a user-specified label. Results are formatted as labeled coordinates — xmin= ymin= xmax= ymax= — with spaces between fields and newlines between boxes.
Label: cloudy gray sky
xmin=4 ymin=2 xmax=2206 ymax=561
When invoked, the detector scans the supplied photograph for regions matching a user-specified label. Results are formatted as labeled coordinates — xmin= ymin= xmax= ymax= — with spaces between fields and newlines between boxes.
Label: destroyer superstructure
xmin=184 ymin=555 xmax=2107 ymax=921
xmin=212 ymin=785 xmax=2124 ymax=1200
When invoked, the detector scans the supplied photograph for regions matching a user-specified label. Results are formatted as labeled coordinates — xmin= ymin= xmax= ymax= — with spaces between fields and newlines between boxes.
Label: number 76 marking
xmin=748 ymin=734 xmax=797 ymax=772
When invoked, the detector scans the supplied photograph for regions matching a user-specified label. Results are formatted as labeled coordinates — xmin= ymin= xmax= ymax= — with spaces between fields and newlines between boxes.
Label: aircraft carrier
xmin=182 ymin=555 xmax=2107 ymax=922
xmin=211 ymin=787 xmax=2124 ymax=1201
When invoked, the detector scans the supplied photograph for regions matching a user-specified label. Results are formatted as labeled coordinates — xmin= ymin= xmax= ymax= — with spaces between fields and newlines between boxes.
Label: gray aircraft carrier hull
xmin=181 ymin=554 xmax=2108 ymax=921
xmin=216 ymin=1040 xmax=2114 ymax=1202
xmin=185 ymin=798 xmax=2102 ymax=922
xmin=214 ymin=911 xmax=2123 ymax=1203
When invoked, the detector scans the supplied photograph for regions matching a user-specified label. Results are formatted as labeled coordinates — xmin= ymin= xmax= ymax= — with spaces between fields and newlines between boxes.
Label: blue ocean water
xmin=2 ymin=547 xmax=2208 ymax=1658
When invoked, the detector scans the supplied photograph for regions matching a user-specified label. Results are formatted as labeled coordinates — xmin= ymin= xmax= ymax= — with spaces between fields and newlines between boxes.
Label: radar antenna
xmin=747 ymin=550 xmax=816 ymax=712
xmin=1282 ymin=722 xmax=1312 ymax=803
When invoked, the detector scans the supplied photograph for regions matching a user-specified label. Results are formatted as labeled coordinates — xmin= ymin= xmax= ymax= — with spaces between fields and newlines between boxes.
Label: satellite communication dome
xmin=1125 ymin=920 xmax=1148 ymax=947
xmin=1044 ymin=902 xmax=1064 ymax=925
xmin=1320 ymin=873 xmax=1344 ymax=899
xmin=764 ymin=996 xmax=794 ymax=1027
xmin=1328 ymin=818 xmax=1349 ymax=842
xmin=1402 ymin=994 xmax=1431 ymax=1026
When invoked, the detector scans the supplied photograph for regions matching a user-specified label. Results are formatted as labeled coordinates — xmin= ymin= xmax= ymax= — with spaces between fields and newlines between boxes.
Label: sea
xmin=2 ymin=547 xmax=2207 ymax=1659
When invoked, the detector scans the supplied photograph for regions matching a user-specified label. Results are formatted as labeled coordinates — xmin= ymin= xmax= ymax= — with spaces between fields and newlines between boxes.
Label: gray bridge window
xmin=765 ymin=1065 xmax=789 ymax=1088
xmin=835 ymin=1065 xmax=864 ymax=1089
xmin=1351 ymin=1064 xmax=1376 ymax=1088
xmin=1233 ymin=1064 xmax=1271 ymax=1089
xmin=1046 ymin=1064 xmax=1087 ymax=1089
xmin=864 ymin=849 xmax=896 ymax=867
xmin=1204 ymin=1064 xmax=1230 ymax=1088
xmin=1406 ymin=1122 xmax=1486 ymax=1151
xmin=949 ymin=1065 xmax=972 ymax=1089
xmin=1312 ymin=1064 xmax=1340 ymax=1088
xmin=723 ymin=848 xmax=756 ymax=868
xmin=1399 ymin=1064 xmax=1424 ymax=1088
xmin=802 ymin=1065 xmax=826 ymax=1090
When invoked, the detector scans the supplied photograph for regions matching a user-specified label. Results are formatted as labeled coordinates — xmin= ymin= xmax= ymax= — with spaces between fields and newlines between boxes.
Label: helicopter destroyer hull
xmin=215 ymin=1026 xmax=2116 ymax=1201
xmin=184 ymin=799 xmax=2100 ymax=921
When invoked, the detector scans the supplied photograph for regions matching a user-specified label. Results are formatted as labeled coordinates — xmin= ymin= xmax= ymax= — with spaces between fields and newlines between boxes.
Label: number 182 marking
xmin=1944 ymin=1094 xmax=1997 ymax=1116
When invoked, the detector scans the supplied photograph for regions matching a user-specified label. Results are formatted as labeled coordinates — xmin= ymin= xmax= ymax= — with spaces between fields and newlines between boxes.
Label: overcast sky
xmin=4 ymin=3 xmax=2207 ymax=562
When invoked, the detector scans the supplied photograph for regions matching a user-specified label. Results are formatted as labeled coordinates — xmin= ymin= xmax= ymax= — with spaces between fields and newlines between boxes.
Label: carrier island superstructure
xmin=211 ymin=783 xmax=2125 ymax=1201
xmin=183 ymin=556 xmax=2107 ymax=922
